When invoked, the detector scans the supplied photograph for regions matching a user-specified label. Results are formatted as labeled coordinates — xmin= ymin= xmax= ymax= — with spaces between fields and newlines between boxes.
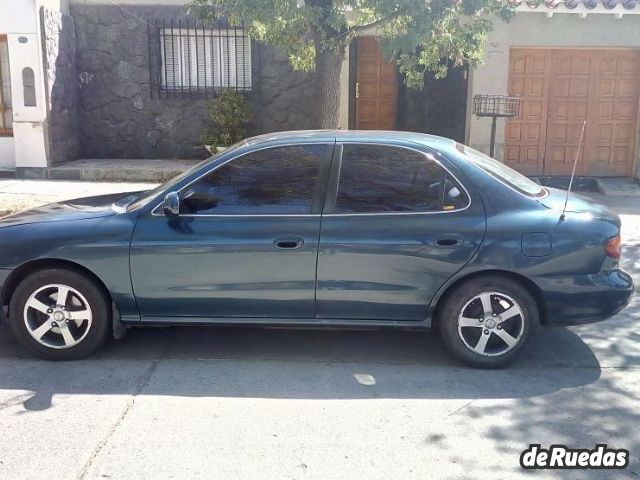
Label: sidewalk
xmin=16 ymin=158 xmax=200 ymax=182
xmin=0 ymin=179 xmax=158 ymax=217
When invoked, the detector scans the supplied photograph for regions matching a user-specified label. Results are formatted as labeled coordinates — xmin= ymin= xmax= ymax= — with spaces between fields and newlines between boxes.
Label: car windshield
xmin=122 ymin=142 xmax=247 ymax=211
xmin=456 ymin=144 xmax=546 ymax=197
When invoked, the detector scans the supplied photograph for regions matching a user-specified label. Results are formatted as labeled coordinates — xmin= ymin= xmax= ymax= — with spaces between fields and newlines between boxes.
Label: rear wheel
xmin=9 ymin=268 xmax=111 ymax=360
xmin=438 ymin=276 xmax=538 ymax=368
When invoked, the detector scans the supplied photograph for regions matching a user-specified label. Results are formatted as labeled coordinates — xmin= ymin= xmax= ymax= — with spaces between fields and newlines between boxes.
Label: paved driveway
xmin=0 ymin=187 xmax=638 ymax=479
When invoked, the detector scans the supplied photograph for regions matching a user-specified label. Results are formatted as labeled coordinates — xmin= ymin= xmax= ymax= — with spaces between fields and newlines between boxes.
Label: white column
xmin=0 ymin=0 xmax=50 ymax=169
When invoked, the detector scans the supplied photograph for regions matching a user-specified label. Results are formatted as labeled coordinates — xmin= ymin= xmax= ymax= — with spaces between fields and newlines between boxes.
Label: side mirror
xmin=163 ymin=192 xmax=180 ymax=217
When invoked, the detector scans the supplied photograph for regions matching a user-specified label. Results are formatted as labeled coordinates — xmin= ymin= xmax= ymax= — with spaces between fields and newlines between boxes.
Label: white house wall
xmin=12 ymin=122 xmax=48 ymax=168
xmin=0 ymin=0 xmax=38 ymax=33
xmin=0 ymin=138 xmax=15 ymax=169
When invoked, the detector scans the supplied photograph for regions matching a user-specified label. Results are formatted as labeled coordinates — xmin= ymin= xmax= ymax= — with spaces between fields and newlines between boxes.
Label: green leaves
xmin=202 ymin=89 xmax=251 ymax=147
xmin=189 ymin=0 xmax=318 ymax=71
xmin=189 ymin=0 xmax=515 ymax=87
xmin=288 ymin=44 xmax=316 ymax=71
xmin=376 ymin=0 xmax=514 ymax=88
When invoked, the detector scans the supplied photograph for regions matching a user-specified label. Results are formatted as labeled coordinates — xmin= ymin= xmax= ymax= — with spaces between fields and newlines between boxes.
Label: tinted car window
xmin=181 ymin=144 xmax=327 ymax=215
xmin=457 ymin=143 xmax=546 ymax=197
xmin=334 ymin=144 xmax=468 ymax=213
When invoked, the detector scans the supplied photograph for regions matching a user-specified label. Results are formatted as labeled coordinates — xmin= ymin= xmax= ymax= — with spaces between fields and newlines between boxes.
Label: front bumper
xmin=536 ymin=268 xmax=634 ymax=326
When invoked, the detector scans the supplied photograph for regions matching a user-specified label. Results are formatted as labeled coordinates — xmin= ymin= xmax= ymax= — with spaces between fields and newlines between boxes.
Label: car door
xmin=130 ymin=142 xmax=334 ymax=321
xmin=316 ymin=142 xmax=486 ymax=321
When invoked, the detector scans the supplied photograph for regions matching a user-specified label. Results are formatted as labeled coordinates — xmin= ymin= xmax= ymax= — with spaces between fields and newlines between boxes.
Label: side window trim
xmin=152 ymin=142 xmax=335 ymax=217
xmin=310 ymin=141 xmax=337 ymax=214
xmin=322 ymin=142 xmax=471 ymax=216
xmin=322 ymin=143 xmax=343 ymax=214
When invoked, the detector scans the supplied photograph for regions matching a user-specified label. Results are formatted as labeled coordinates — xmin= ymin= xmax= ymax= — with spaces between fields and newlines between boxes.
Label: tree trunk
xmin=315 ymin=47 xmax=345 ymax=129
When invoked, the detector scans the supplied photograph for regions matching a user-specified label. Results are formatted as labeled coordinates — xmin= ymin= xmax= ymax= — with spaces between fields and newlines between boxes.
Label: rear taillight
xmin=604 ymin=235 xmax=621 ymax=259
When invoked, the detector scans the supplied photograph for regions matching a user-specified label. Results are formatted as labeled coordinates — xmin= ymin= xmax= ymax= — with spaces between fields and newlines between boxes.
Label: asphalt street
xmin=0 ymin=184 xmax=638 ymax=479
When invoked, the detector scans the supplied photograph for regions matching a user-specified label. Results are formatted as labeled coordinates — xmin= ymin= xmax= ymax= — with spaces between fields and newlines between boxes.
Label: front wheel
xmin=438 ymin=276 xmax=539 ymax=368
xmin=9 ymin=268 xmax=111 ymax=360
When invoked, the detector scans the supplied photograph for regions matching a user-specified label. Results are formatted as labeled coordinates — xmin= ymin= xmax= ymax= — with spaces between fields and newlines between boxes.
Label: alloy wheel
xmin=23 ymin=284 xmax=93 ymax=349
xmin=457 ymin=291 xmax=525 ymax=357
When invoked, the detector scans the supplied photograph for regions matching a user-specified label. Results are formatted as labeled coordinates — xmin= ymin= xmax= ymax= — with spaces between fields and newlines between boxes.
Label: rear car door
xmin=316 ymin=142 xmax=486 ymax=321
xmin=130 ymin=143 xmax=333 ymax=321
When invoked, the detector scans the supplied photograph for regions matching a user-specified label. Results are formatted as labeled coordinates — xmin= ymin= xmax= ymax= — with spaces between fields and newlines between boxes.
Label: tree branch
xmin=352 ymin=10 xmax=404 ymax=34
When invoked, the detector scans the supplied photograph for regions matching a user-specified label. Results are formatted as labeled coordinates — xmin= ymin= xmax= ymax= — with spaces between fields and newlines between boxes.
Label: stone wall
xmin=70 ymin=4 xmax=319 ymax=159
xmin=41 ymin=7 xmax=81 ymax=165
xmin=250 ymin=46 xmax=319 ymax=135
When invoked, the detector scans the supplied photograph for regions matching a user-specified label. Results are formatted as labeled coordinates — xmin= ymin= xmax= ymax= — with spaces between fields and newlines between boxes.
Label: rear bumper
xmin=537 ymin=269 xmax=634 ymax=326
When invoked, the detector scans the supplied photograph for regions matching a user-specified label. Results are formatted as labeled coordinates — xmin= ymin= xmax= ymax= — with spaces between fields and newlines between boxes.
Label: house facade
xmin=0 ymin=0 xmax=639 ymax=179
xmin=467 ymin=1 xmax=640 ymax=178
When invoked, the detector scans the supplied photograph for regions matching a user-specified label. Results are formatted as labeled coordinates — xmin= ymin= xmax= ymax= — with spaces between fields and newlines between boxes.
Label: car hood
xmin=0 ymin=192 xmax=128 ymax=228
xmin=538 ymin=187 xmax=619 ymax=222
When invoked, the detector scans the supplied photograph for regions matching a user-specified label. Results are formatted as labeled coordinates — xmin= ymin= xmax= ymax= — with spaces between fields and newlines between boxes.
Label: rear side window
xmin=333 ymin=144 xmax=468 ymax=213
xmin=181 ymin=144 xmax=328 ymax=215
xmin=457 ymin=144 xmax=546 ymax=197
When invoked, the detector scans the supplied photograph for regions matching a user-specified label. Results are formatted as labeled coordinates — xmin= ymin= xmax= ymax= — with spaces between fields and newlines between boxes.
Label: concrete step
xmin=595 ymin=177 xmax=640 ymax=197
xmin=16 ymin=159 xmax=201 ymax=183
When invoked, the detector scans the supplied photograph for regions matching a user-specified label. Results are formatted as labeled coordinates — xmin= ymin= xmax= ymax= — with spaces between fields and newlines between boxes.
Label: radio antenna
xmin=560 ymin=120 xmax=587 ymax=222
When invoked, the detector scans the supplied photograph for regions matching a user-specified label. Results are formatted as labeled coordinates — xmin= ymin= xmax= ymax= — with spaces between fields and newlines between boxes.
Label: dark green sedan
xmin=0 ymin=131 xmax=633 ymax=367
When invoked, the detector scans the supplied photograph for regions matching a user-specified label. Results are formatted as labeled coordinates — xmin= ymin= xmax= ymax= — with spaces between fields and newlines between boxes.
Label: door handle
xmin=273 ymin=235 xmax=304 ymax=250
xmin=355 ymin=82 xmax=360 ymax=99
xmin=435 ymin=236 xmax=463 ymax=248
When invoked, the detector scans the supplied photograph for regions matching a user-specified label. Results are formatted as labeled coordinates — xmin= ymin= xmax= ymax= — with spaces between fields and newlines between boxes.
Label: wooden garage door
xmin=504 ymin=49 xmax=551 ymax=175
xmin=589 ymin=51 xmax=640 ymax=176
xmin=505 ymin=48 xmax=640 ymax=176
xmin=355 ymin=37 xmax=398 ymax=130
xmin=544 ymin=50 xmax=593 ymax=176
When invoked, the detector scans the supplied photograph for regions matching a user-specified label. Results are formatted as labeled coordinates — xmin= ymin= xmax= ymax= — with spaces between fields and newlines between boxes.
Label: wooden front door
xmin=355 ymin=37 xmax=398 ymax=130
xmin=505 ymin=48 xmax=640 ymax=176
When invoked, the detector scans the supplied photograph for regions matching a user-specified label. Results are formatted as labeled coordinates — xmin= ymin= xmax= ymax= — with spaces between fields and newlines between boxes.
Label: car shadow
xmin=0 ymin=323 xmax=601 ymax=411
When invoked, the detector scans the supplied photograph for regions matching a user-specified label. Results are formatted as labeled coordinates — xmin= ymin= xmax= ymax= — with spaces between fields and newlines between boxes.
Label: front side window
xmin=0 ymin=36 xmax=12 ymax=136
xmin=334 ymin=144 xmax=468 ymax=213
xmin=160 ymin=28 xmax=252 ymax=91
xmin=180 ymin=144 xmax=328 ymax=215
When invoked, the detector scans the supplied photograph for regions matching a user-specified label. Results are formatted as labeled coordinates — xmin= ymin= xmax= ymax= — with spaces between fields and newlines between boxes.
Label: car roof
xmin=242 ymin=130 xmax=457 ymax=150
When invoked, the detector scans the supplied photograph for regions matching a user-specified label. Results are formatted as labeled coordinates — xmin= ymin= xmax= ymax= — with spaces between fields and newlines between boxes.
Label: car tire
xmin=9 ymin=268 xmax=111 ymax=360
xmin=438 ymin=276 xmax=539 ymax=368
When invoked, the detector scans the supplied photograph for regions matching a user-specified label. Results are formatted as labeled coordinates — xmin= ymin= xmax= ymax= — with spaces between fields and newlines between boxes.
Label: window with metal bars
xmin=0 ymin=36 xmax=13 ymax=136
xmin=154 ymin=22 xmax=252 ymax=96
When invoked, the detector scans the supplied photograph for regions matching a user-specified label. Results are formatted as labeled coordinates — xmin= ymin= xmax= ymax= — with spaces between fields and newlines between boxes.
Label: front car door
xmin=130 ymin=142 xmax=333 ymax=321
xmin=316 ymin=142 xmax=486 ymax=321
